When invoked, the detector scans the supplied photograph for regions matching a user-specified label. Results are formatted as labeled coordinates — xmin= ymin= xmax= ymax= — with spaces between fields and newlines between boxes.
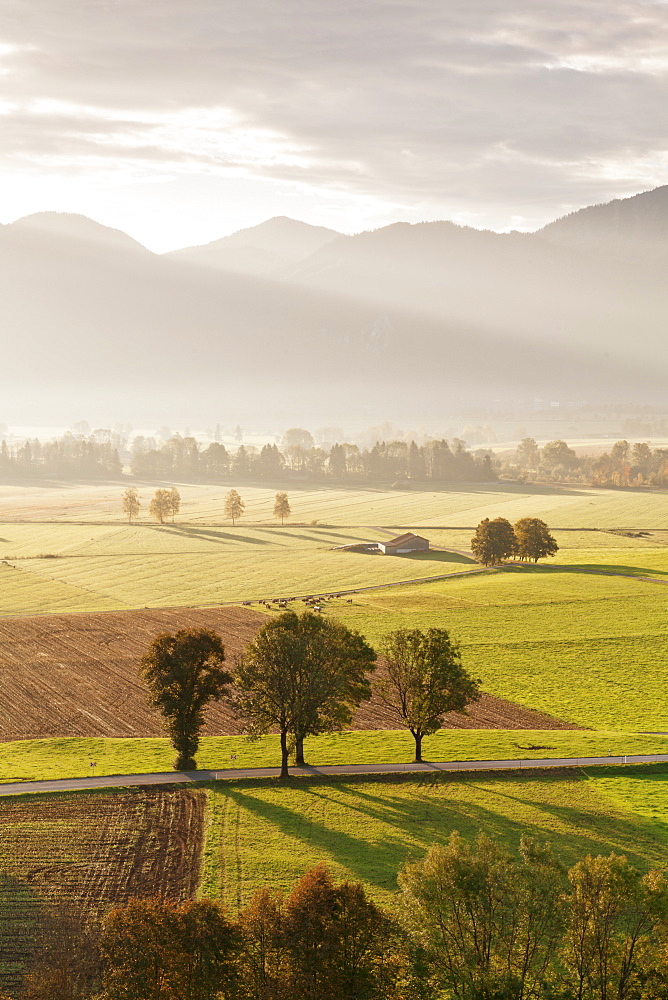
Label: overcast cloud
xmin=1 ymin=0 xmax=667 ymax=249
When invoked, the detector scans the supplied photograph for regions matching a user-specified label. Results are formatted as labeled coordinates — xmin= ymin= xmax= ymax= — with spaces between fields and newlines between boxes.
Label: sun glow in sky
xmin=1 ymin=1 xmax=667 ymax=251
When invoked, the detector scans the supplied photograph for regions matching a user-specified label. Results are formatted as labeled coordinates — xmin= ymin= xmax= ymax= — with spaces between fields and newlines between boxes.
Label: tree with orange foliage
xmin=99 ymin=897 xmax=237 ymax=1000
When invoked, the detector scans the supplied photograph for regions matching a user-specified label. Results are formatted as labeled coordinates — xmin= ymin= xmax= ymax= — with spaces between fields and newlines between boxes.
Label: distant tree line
xmin=0 ymin=435 xmax=121 ymax=478
xmin=20 ymin=838 xmax=668 ymax=999
xmin=512 ymin=437 xmax=668 ymax=487
xmin=129 ymin=434 xmax=497 ymax=483
xmin=2 ymin=428 xmax=667 ymax=489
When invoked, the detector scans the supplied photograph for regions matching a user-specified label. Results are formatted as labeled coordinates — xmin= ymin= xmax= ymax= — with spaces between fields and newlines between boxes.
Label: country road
xmin=2 ymin=752 xmax=668 ymax=797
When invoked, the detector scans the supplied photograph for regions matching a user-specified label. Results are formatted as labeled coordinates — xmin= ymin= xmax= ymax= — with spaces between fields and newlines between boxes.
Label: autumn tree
xmin=224 ymin=488 xmax=245 ymax=525
xmin=122 ymin=487 xmax=140 ymax=523
xmin=148 ymin=488 xmax=172 ymax=524
xmin=22 ymin=901 xmax=100 ymax=1000
xmin=238 ymin=865 xmax=399 ymax=1000
xmin=399 ymin=832 xmax=565 ymax=1000
xmin=562 ymin=853 xmax=668 ymax=1000
xmin=139 ymin=628 xmax=231 ymax=770
xmin=273 ymin=491 xmax=291 ymax=525
xmin=514 ymin=516 xmax=559 ymax=563
xmin=168 ymin=486 xmax=181 ymax=522
xmin=377 ymin=628 xmax=480 ymax=762
xmin=99 ymin=897 xmax=237 ymax=1000
xmin=470 ymin=516 xmax=517 ymax=566
xmin=235 ymin=611 xmax=376 ymax=776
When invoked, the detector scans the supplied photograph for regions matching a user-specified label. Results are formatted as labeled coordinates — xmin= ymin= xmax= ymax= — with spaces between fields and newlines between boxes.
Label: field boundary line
xmin=2 ymin=753 xmax=668 ymax=796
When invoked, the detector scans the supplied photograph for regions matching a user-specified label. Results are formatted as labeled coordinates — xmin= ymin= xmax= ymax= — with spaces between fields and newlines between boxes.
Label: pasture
xmin=0 ymin=523 xmax=477 ymax=615
xmin=202 ymin=765 xmax=668 ymax=910
xmin=0 ymin=786 xmax=204 ymax=991
xmin=325 ymin=566 xmax=668 ymax=730
xmin=1 ymin=478 xmax=668 ymax=528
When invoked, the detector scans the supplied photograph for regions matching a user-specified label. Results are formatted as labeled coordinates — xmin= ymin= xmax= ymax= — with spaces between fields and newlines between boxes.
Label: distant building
xmin=378 ymin=532 xmax=430 ymax=555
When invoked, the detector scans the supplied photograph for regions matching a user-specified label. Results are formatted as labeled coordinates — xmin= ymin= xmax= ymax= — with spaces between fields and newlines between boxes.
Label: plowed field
xmin=0 ymin=607 xmax=577 ymax=738
xmin=0 ymin=786 xmax=205 ymax=991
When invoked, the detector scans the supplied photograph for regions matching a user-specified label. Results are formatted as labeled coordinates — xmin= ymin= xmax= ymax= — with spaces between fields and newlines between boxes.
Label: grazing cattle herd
xmin=242 ymin=593 xmax=354 ymax=610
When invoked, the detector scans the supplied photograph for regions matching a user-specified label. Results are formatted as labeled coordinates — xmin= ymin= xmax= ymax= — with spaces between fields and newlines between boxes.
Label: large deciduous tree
xmin=273 ymin=491 xmax=291 ymax=525
xmin=377 ymin=628 xmax=480 ymax=762
xmin=224 ymin=488 xmax=245 ymax=525
xmin=514 ymin=517 xmax=559 ymax=563
xmin=139 ymin=628 xmax=231 ymax=770
xmin=235 ymin=611 xmax=376 ymax=776
xmin=399 ymin=832 xmax=565 ymax=1000
xmin=122 ymin=487 xmax=140 ymax=523
xmin=239 ymin=866 xmax=399 ymax=1000
xmin=470 ymin=516 xmax=517 ymax=566
xmin=563 ymin=853 xmax=668 ymax=1000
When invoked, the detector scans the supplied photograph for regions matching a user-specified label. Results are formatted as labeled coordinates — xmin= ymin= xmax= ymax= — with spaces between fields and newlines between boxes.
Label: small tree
xmin=273 ymin=491 xmax=291 ymax=525
xmin=168 ymin=486 xmax=181 ymax=523
xmin=235 ymin=611 xmax=376 ymax=776
xmin=122 ymin=487 xmax=140 ymax=523
xmin=139 ymin=628 xmax=231 ymax=770
xmin=470 ymin=516 xmax=517 ymax=566
xmin=514 ymin=516 xmax=559 ymax=563
xmin=224 ymin=488 xmax=245 ymax=525
xmin=148 ymin=488 xmax=172 ymax=525
xmin=377 ymin=628 xmax=480 ymax=762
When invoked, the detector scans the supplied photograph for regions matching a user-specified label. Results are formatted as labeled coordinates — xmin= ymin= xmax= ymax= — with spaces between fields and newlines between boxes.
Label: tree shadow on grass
xmin=503 ymin=563 xmax=668 ymax=580
xmin=147 ymin=525 xmax=271 ymax=545
xmin=220 ymin=768 xmax=668 ymax=895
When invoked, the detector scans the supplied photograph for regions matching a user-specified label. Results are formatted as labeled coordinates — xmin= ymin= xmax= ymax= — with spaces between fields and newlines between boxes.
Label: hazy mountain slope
xmin=539 ymin=185 xmax=668 ymax=252
xmin=167 ymin=216 xmax=341 ymax=276
xmin=1 ymin=194 xmax=666 ymax=424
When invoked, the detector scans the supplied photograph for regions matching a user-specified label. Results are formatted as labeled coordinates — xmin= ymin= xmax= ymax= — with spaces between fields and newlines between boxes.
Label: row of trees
xmin=514 ymin=437 xmax=668 ymax=487
xmin=139 ymin=618 xmax=481 ymax=774
xmin=121 ymin=490 xmax=291 ymax=525
xmin=471 ymin=516 xmax=559 ymax=566
xmin=130 ymin=436 xmax=496 ymax=483
xmin=0 ymin=436 xmax=122 ymax=478
xmin=19 ymin=839 xmax=668 ymax=999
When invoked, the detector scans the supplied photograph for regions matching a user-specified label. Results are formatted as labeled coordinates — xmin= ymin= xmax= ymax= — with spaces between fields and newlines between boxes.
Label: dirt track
xmin=0 ymin=606 xmax=579 ymax=740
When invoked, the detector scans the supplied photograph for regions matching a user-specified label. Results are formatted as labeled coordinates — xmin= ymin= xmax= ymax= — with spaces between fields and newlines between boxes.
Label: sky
xmin=1 ymin=0 xmax=667 ymax=252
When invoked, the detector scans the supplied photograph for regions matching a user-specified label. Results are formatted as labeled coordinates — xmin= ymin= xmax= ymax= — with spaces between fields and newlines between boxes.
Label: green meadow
xmin=3 ymin=730 xmax=668 ymax=784
xmin=201 ymin=765 xmax=668 ymax=910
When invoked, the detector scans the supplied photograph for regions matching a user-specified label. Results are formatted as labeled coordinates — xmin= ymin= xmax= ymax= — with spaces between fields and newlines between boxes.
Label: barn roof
xmin=384 ymin=532 xmax=428 ymax=546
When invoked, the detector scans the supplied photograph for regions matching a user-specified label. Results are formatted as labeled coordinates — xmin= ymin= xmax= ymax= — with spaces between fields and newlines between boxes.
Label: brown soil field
xmin=0 ymin=786 xmax=204 ymax=992
xmin=0 ymin=607 xmax=578 ymax=738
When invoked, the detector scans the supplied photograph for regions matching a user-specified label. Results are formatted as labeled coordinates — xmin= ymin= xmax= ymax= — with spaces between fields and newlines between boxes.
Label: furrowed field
xmin=0 ymin=787 xmax=204 ymax=991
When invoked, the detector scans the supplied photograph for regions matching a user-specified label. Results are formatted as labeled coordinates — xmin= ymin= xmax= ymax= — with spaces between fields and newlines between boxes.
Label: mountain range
xmin=1 ymin=186 xmax=667 ymax=425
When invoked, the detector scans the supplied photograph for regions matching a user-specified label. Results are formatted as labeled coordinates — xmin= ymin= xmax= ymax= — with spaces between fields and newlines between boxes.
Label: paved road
xmin=2 ymin=753 xmax=668 ymax=797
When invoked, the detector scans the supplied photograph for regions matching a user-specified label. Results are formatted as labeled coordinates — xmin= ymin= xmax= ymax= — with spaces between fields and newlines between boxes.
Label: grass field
xmin=2 ymin=479 xmax=668 ymax=528
xmin=324 ymin=567 xmax=668 ymax=730
xmin=0 ymin=786 xmax=204 ymax=991
xmin=2 ymin=729 xmax=668 ymax=783
xmin=0 ymin=523 xmax=478 ymax=615
xmin=201 ymin=765 xmax=668 ymax=911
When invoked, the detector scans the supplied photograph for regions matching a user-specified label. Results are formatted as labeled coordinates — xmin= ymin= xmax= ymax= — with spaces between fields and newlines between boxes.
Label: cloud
xmin=0 ymin=0 xmax=667 ymax=234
